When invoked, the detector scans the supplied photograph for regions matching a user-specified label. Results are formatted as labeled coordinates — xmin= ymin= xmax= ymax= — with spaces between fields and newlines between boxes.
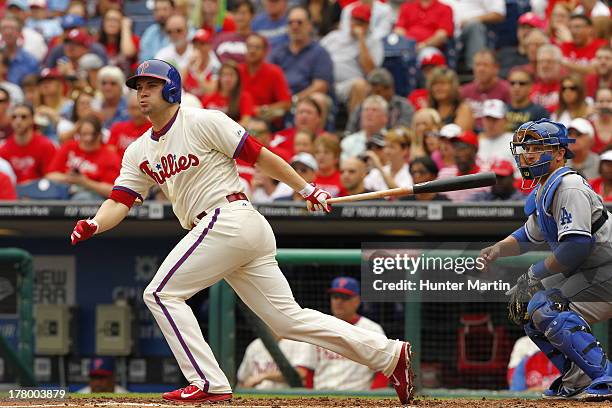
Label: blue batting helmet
xmin=125 ymin=59 xmax=181 ymax=104
xmin=510 ymin=119 xmax=575 ymax=181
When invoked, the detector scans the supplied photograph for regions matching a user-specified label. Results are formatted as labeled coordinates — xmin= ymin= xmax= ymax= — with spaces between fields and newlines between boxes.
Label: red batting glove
xmin=71 ymin=219 xmax=99 ymax=245
xmin=300 ymin=184 xmax=332 ymax=213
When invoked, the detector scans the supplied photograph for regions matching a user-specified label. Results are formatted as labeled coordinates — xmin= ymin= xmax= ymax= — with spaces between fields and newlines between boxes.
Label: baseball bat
xmin=326 ymin=172 xmax=497 ymax=204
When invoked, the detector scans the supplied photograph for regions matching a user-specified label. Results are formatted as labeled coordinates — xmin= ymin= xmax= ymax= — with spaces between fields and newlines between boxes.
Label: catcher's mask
xmin=510 ymin=119 xmax=575 ymax=189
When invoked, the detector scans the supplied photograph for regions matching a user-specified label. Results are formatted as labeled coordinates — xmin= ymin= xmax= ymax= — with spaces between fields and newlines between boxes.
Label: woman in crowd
xmin=201 ymin=62 xmax=253 ymax=125
xmin=552 ymin=74 xmax=592 ymax=126
xmin=410 ymin=108 xmax=442 ymax=159
xmin=96 ymin=8 xmax=139 ymax=73
xmin=401 ymin=156 xmax=450 ymax=201
xmin=183 ymin=29 xmax=221 ymax=99
xmin=294 ymin=129 xmax=316 ymax=155
xmin=547 ymin=3 xmax=573 ymax=45
xmin=57 ymin=90 xmax=99 ymax=144
xmin=427 ymin=67 xmax=473 ymax=131
xmin=313 ymin=134 xmax=346 ymax=197
xmin=591 ymin=87 xmax=612 ymax=153
xmin=364 ymin=127 xmax=413 ymax=191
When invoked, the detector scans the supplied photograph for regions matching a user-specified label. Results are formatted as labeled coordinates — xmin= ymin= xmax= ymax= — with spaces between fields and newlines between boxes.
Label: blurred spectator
xmin=293 ymin=129 xmax=315 ymax=154
xmin=271 ymin=96 xmax=323 ymax=154
xmin=591 ymin=87 xmax=612 ymax=153
xmin=213 ymin=0 xmax=254 ymax=64
xmin=250 ymin=167 xmax=280 ymax=203
xmin=427 ymin=67 xmax=473 ymax=130
xmin=585 ymin=46 xmax=611 ymax=98
xmin=507 ymin=336 xmax=560 ymax=392
xmin=364 ymin=127 xmax=412 ymax=191
xmin=505 ymin=69 xmax=549 ymax=132
xmin=566 ymin=118 xmax=599 ymax=179
xmin=589 ymin=150 xmax=612 ymax=202
xmin=46 ymin=19 xmax=109 ymax=69
xmin=320 ymin=3 xmax=383 ymax=113
xmin=155 ymin=14 xmax=193 ymax=72
xmin=0 ymin=87 xmax=13 ymax=140
xmin=340 ymin=156 xmax=371 ymax=195
xmin=107 ymin=92 xmax=151 ymax=159
xmin=560 ymin=14 xmax=606 ymax=75
xmin=575 ymin=0 xmax=611 ymax=17
xmin=305 ymin=0 xmax=340 ymax=38
xmin=76 ymin=53 xmax=105 ymax=94
xmin=551 ymin=74 xmax=592 ymax=126
xmin=394 ymin=0 xmax=453 ymax=54
xmin=0 ymin=103 xmax=56 ymax=183
xmin=346 ymin=68 xmax=414 ymax=134
xmin=0 ymin=55 xmax=24 ymax=104
xmin=200 ymin=0 xmax=236 ymax=37
xmin=408 ymin=49 xmax=447 ymax=111
xmin=25 ymin=0 xmax=63 ymax=42
xmin=1 ymin=15 xmax=40 ymax=86
xmin=57 ymin=90 xmax=98 ymax=143
xmin=444 ymin=130 xmax=489 ymax=201
xmin=239 ymin=33 xmax=291 ymax=124
xmin=469 ymin=160 xmax=524 ymax=201
xmin=96 ymin=9 xmax=139 ymax=74
xmin=94 ymin=66 xmax=128 ymax=130
xmin=201 ymin=61 xmax=254 ymax=125
xmin=341 ymin=95 xmax=387 ymax=161
xmin=314 ymin=134 xmax=346 ymax=197
xmin=77 ymin=357 xmax=128 ymax=393
xmin=497 ymin=12 xmax=545 ymax=79
xmin=461 ymin=49 xmax=510 ymax=130
xmin=401 ymin=156 xmax=449 ymax=201
xmin=431 ymin=123 xmax=458 ymax=177
xmin=139 ymin=0 xmax=175 ymax=62
xmin=273 ymin=152 xmax=317 ymax=201
xmin=299 ymin=277 xmax=386 ymax=391
xmin=251 ymin=0 xmax=289 ymax=52
xmin=530 ymin=44 xmax=563 ymax=113
xmin=5 ymin=0 xmax=48 ymax=61
xmin=270 ymin=6 xmax=333 ymax=99
xmin=0 ymin=156 xmax=16 ymax=185
xmin=517 ymin=29 xmax=549 ymax=79
xmin=478 ymin=99 xmax=515 ymax=172
xmin=21 ymin=74 xmax=39 ymax=106
xmin=46 ymin=115 xmax=120 ymax=200
xmin=183 ymin=29 xmax=220 ymax=98
xmin=445 ymin=0 xmax=505 ymax=71
xmin=35 ymin=68 xmax=70 ymax=141
xmin=0 ymin=171 xmax=16 ymax=199
xmin=410 ymin=107 xmax=442 ymax=159
xmin=237 ymin=117 xmax=274 ymax=184
xmin=339 ymin=0 xmax=392 ymax=40
xmin=54 ymin=29 xmax=100 ymax=80
xmin=546 ymin=3 xmax=573 ymax=46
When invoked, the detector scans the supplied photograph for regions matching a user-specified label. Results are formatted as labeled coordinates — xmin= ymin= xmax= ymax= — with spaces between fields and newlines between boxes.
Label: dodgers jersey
xmin=299 ymin=316 xmax=385 ymax=390
xmin=114 ymin=107 xmax=247 ymax=229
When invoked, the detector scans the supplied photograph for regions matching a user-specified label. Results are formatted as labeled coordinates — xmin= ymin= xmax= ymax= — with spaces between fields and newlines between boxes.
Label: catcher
xmin=480 ymin=119 xmax=612 ymax=400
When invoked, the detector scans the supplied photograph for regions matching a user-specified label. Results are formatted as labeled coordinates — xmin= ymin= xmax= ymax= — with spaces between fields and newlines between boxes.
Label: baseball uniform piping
xmin=232 ymin=131 xmax=249 ymax=159
xmin=153 ymin=207 xmax=221 ymax=390
xmin=151 ymin=107 xmax=180 ymax=141
xmin=112 ymin=185 xmax=143 ymax=201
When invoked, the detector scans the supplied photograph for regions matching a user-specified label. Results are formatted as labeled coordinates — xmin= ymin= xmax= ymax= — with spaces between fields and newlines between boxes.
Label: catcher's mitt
xmin=507 ymin=267 xmax=544 ymax=326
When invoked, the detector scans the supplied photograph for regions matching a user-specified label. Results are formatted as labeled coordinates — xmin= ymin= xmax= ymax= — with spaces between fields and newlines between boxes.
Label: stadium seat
xmin=16 ymin=179 xmax=71 ymax=200
xmin=382 ymin=33 xmax=418 ymax=97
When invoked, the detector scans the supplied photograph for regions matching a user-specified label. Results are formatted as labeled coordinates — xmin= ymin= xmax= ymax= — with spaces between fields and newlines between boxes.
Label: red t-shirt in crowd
xmin=589 ymin=177 xmax=612 ymax=202
xmin=238 ymin=62 xmax=292 ymax=107
xmin=0 ymin=172 xmax=16 ymax=200
xmin=47 ymin=140 xmax=121 ymax=184
xmin=395 ymin=0 xmax=454 ymax=44
xmin=530 ymin=81 xmax=560 ymax=113
xmin=107 ymin=120 xmax=151 ymax=159
xmin=560 ymin=39 xmax=607 ymax=66
xmin=201 ymin=16 xmax=237 ymax=39
xmin=461 ymin=79 xmax=511 ymax=128
xmin=0 ymin=132 xmax=57 ymax=183
xmin=314 ymin=170 xmax=347 ymax=197
xmin=201 ymin=91 xmax=256 ymax=121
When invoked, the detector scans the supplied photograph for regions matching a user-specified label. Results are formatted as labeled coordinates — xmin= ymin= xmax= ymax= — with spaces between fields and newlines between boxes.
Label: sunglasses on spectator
xmin=562 ymin=85 xmax=578 ymax=91
xmin=509 ymin=80 xmax=530 ymax=86
xmin=11 ymin=114 xmax=30 ymax=119
xmin=288 ymin=19 xmax=305 ymax=26
xmin=166 ymin=28 xmax=184 ymax=34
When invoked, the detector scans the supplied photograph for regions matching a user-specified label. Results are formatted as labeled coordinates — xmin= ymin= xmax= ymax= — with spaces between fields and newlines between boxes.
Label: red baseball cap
xmin=38 ymin=67 xmax=63 ymax=82
xmin=65 ymin=29 xmax=91 ymax=47
xmin=490 ymin=160 xmax=515 ymax=177
xmin=192 ymin=29 xmax=212 ymax=44
xmin=518 ymin=12 xmax=546 ymax=30
xmin=351 ymin=3 xmax=372 ymax=23
xmin=451 ymin=130 xmax=479 ymax=149
xmin=418 ymin=48 xmax=447 ymax=67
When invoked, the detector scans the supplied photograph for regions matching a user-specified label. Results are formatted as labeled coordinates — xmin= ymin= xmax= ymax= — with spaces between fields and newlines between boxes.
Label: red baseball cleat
xmin=162 ymin=384 xmax=232 ymax=402
xmin=390 ymin=342 xmax=415 ymax=404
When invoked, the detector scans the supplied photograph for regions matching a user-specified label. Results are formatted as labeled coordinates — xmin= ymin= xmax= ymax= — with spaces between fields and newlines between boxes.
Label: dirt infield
xmin=0 ymin=397 xmax=610 ymax=408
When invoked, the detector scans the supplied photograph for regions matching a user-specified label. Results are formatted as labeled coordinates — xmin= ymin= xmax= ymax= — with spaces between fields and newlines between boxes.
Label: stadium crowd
xmin=0 ymin=0 xmax=610 ymax=203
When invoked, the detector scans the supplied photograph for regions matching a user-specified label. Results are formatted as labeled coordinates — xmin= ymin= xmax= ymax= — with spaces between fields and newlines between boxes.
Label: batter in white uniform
xmin=70 ymin=59 xmax=414 ymax=404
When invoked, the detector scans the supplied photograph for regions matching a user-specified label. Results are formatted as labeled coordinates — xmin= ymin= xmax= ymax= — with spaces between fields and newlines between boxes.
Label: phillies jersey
xmin=0 ymin=132 xmax=57 ymax=183
xmin=108 ymin=120 xmax=152 ymax=159
xmin=113 ymin=107 xmax=249 ymax=230
xmin=48 ymin=140 xmax=121 ymax=184
xmin=237 ymin=339 xmax=311 ymax=390
xmin=300 ymin=316 xmax=384 ymax=390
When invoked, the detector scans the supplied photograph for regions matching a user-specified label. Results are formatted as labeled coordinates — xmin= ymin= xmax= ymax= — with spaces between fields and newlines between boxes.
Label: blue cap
xmin=328 ymin=277 xmax=360 ymax=297
xmin=61 ymin=14 xmax=85 ymax=30
xmin=89 ymin=357 xmax=114 ymax=377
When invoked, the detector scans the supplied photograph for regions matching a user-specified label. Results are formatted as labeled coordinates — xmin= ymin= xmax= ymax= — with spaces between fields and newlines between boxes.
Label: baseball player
xmin=480 ymin=119 xmax=612 ymax=400
xmin=69 ymin=59 xmax=413 ymax=404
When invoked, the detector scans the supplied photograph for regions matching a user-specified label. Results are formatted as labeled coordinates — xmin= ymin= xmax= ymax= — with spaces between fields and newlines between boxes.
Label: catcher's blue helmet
xmin=510 ymin=119 xmax=575 ymax=183
xmin=126 ymin=59 xmax=181 ymax=104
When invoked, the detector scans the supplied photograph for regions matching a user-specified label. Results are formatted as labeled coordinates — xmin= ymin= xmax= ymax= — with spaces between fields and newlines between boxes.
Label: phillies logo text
xmin=140 ymin=153 xmax=199 ymax=184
